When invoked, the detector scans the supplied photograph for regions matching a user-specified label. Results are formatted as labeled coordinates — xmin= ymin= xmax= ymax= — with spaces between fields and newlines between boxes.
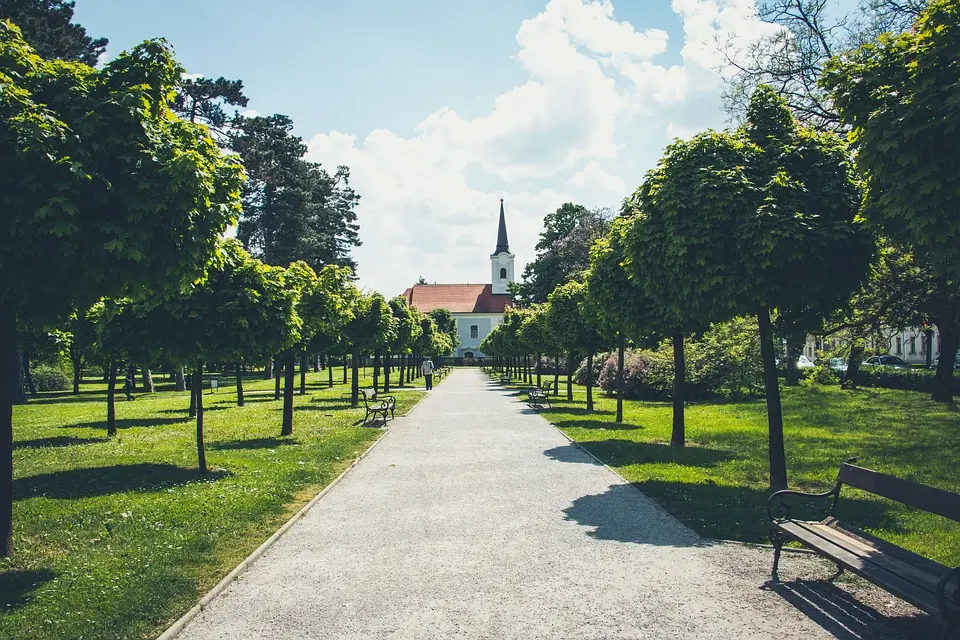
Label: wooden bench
xmin=371 ymin=391 xmax=396 ymax=420
xmin=359 ymin=389 xmax=391 ymax=426
xmin=768 ymin=459 xmax=960 ymax=638
xmin=527 ymin=381 xmax=556 ymax=408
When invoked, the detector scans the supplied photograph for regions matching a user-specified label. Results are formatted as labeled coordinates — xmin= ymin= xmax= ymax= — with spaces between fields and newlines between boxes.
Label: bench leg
xmin=770 ymin=528 xmax=784 ymax=583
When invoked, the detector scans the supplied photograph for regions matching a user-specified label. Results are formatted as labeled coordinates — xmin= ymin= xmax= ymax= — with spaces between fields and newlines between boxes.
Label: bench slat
xmin=838 ymin=463 xmax=960 ymax=523
xmin=824 ymin=518 xmax=952 ymax=580
xmin=777 ymin=520 xmax=946 ymax=615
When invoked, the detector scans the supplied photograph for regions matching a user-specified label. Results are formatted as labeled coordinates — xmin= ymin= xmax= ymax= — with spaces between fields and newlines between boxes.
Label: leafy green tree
xmin=428 ymin=308 xmax=459 ymax=358
xmin=0 ymin=25 xmax=243 ymax=555
xmin=173 ymin=76 xmax=248 ymax=142
xmin=822 ymin=0 xmax=960 ymax=401
xmin=298 ymin=264 xmax=357 ymax=393
xmin=514 ymin=203 xmax=613 ymax=304
xmin=64 ymin=308 xmax=96 ymax=393
xmin=387 ymin=296 xmax=422 ymax=392
xmin=518 ymin=304 xmax=556 ymax=389
xmin=623 ymin=87 xmax=871 ymax=489
xmin=585 ymin=219 xmax=660 ymax=423
xmin=0 ymin=0 xmax=106 ymax=65
xmin=341 ymin=292 xmax=395 ymax=405
xmin=545 ymin=281 xmax=608 ymax=407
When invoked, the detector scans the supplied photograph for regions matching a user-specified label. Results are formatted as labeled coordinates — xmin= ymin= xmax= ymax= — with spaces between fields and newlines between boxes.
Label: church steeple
xmin=494 ymin=198 xmax=510 ymax=254
xmin=490 ymin=198 xmax=515 ymax=295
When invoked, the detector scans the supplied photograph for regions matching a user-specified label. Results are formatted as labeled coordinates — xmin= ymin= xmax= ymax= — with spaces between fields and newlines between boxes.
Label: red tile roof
xmin=403 ymin=284 xmax=511 ymax=314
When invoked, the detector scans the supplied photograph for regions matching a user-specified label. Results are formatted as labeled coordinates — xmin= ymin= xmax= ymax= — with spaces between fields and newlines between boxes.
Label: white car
xmin=797 ymin=355 xmax=815 ymax=369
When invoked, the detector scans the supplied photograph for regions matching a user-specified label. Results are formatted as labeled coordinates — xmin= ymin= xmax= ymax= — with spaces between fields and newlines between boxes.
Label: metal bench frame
xmin=527 ymin=381 xmax=556 ymax=408
xmin=768 ymin=458 xmax=960 ymax=639
xmin=359 ymin=389 xmax=391 ymax=427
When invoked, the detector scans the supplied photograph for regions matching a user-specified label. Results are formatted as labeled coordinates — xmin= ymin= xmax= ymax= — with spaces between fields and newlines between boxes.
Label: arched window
xmin=499 ymin=268 xmax=507 ymax=279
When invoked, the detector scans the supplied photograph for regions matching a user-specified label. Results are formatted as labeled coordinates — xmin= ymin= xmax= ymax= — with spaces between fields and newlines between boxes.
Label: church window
xmin=499 ymin=268 xmax=507 ymax=279
xmin=470 ymin=325 xmax=479 ymax=339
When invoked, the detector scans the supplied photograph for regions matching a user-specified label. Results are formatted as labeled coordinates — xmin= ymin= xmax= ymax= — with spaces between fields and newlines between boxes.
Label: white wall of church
xmin=453 ymin=313 xmax=503 ymax=358
xmin=490 ymin=252 xmax=515 ymax=295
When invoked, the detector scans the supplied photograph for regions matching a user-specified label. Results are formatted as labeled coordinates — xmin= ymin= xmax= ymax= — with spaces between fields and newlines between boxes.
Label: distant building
xmin=402 ymin=200 xmax=515 ymax=359
xmin=804 ymin=326 xmax=945 ymax=366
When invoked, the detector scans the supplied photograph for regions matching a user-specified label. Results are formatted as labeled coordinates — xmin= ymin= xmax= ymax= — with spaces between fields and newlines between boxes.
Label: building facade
xmin=402 ymin=200 xmax=515 ymax=359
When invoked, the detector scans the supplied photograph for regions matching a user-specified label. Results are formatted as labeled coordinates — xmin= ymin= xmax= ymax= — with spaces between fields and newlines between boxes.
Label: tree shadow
xmin=26 ymin=394 xmax=103 ymax=406
xmin=551 ymin=418 xmax=644 ymax=431
xmin=545 ymin=440 xmax=734 ymax=469
xmin=0 ymin=568 xmax=56 ymax=610
xmin=60 ymin=417 xmax=190 ymax=430
xmin=766 ymin=578 xmax=940 ymax=640
xmin=157 ymin=406 xmax=228 ymax=415
xmin=237 ymin=394 xmax=280 ymax=403
xmin=553 ymin=406 xmax=616 ymax=417
xmin=14 ymin=436 xmax=109 ymax=450
xmin=562 ymin=483 xmax=704 ymax=547
xmin=14 ymin=463 xmax=230 ymax=500
xmin=210 ymin=437 xmax=299 ymax=450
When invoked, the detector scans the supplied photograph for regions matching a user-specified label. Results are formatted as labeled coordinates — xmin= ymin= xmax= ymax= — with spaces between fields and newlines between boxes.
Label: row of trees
xmin=485 ymin=0 xmax=960 ymax=493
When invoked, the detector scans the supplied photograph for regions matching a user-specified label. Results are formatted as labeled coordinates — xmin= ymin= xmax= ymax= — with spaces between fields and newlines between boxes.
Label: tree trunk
xmin=22 ymin=351 xmax=35 ymax=397
xmin=328 ymin=358 xmax=334 ymax=388
xmin=586 ymin=351 xmax=594 ymax=411
xmin=107 ymin=359 xmax=118 ymax=436
xmin=373 ymin=352 xmax=381 ymax=393
xmin=236 ymin=361 xmax=245 ymax=407
xmin=313 ymin=353 xmax=320 ymax=372
xmin=932 ymin=320 xmax=958 ymax=403
xmin=784 ymin=335 xmax=803 ymax=386
xmin=141 ymin=368 xmax=154 ymax=393
xmin=616 ymin=336 xmax=625 ymax=424
xmin=281 ymin=349 xmax=295 ymax=436
xmin=343 ymin=355 xmax=348 ymax=385
xmin=175 ymin=367 xmax=186 ymax=392
xmin=1 ymin=302 xmax=17 ymax=556
xmin=71 ymin=352 xmax=82 ymax=394
xmin=188 ymin=368 xmax=197 ymax=418
xmin=925 ymin=328 xmax=934 ymax=369
xmin=351 ymin=351 xmax=360 ymax=406
xmin=566 ymin=350 xmax=574 ymax=401
xmin=758 ymin=307 xmax=788 ymax=491
xmin=554 ymin=354 xmax=560 ymax=396
xmin=399 ymin=355 xmax=406 ymax=388
xmin=384 ymin=353 xmax=391 ymax=393
xmin=194 ymin=361 xmax=207 ymax=474
xmin=671 ymin=332 xmax=685 ymax=447
xmin=264 ymin=357 xmax=273 ymax=380
xmin=842 ymin=342 xmax=865 ymax=389
xmin=300 ymin=349 xmax=307 ymax=395
xmin=274 ymin=356 xmax=281 ymax=400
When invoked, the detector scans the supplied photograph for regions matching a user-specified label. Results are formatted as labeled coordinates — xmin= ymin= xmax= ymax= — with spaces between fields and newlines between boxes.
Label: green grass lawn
xmin=1 ymin=368 xmax=424 ymax=640
xmin=503 ymin=374 xmax=960 ymax=566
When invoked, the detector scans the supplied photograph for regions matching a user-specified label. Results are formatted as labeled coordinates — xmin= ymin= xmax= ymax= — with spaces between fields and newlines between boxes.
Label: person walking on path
xmin=421 ymin=357 xmax=434 ymax=390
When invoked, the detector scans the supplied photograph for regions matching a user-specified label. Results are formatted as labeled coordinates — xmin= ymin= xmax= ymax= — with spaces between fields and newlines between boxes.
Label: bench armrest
xmin=937 ymin=567 xmax=960 ymax=626
xmin=767 ymin=485 xmax=841 ymax=523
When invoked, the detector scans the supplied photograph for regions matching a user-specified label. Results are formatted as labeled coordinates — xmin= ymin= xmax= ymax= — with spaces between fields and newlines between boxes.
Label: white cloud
xmin=666 ymin=122 xmax=699 ymax=140
xmin=305 ymin=0 xmax=774 ymax=297
xmin=569 ymin=161 xmax=626 ymax=192
xmin=182 ymin=72 xmax=205 ymax=81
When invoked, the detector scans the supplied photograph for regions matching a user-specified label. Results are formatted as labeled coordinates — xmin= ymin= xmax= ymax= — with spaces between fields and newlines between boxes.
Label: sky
xmin=73 ymin=0 xmax=779 ymax=297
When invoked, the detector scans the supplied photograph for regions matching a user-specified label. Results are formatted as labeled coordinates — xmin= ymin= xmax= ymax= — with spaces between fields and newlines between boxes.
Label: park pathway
xmin=175 ymin=369 xmax=836 ymax=640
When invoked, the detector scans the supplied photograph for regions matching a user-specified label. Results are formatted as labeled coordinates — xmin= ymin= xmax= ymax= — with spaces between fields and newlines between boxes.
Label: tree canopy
xmin=0 ymin=0 xmax=107 ymax=65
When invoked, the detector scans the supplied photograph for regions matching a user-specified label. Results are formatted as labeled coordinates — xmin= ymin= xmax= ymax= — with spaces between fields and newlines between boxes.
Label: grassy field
xmin=1 ymin=366 xmax=426 ymax=640
xmin=504 ymin=375 xmax=960 ymax=566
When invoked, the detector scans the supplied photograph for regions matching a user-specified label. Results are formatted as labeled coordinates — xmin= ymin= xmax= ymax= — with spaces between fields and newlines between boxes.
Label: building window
xmin=909 ymin=337 xmax=916 ymax=354
xmin=499 ymin=268 xmax=507 ymax=279
xmin=470 ymin=325 xmax=478 ymax=339
xmin=896 ymin=337 xmax=902 ymax=355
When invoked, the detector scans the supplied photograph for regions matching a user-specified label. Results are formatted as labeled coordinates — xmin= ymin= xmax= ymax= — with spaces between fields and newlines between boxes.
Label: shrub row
xmin=853 ymin=365 xmax=960 ymax=393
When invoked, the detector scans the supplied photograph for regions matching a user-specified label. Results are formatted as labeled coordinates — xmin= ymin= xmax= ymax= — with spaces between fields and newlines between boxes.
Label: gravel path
xmin=173 ymin=370 xmax=926 ymax=639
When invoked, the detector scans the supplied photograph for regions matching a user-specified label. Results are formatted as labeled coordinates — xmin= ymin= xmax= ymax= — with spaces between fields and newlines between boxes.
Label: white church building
xmin=402 ymin=200 xmax=515 ymax=359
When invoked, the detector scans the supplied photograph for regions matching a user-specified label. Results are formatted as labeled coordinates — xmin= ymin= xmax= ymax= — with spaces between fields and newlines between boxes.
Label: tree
xmin=622 ymin=87 xmax=871 ymax=489
xmin=518 ymin=304 xmax=556 ymax=389
xmin=545 ymin=281 xmax=607 ymax=407
xmin=720 ymin=0 xmax=927 ymax=130
xmin=387 ymin=296 xmax=422 ymax=392
xmin=341 ymin=292 xmax=395 ymax=405
xmin=64 ymin=308 xmax=96 ymax=393
xmin=0 ymin=25 xmax=244 ymax=555
xmin=173 ymin=76 xmax=248 ymax=142
xmin=585 ymin=219 xmax=659 ymax=423
xmin=0 ymin=0 xmax=106 ymax=65
xmin=428 ymin=308 xmax=459 ymax=358
xmin=296 ymin=263 xmax=355 ymax=397
xmin=232 ymin=115 xmax=361 ymax=271
xmin=822 ymin=0 xmax=960 ymax=401
xmin=514 ymin=203 xmax=613 ymax=304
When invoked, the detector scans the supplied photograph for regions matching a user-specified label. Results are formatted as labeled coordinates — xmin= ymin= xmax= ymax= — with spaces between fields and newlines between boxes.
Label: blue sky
xmin=74 ymin=0 xmax=774 ymax=296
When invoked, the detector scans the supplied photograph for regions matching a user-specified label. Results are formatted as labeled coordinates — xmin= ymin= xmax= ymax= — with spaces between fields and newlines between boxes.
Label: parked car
xmin=797 ymin=355 xmax=815 ymax=369
xmin=827 ymin=357 xmax=848 ymax=373
xmin=861 ymin=355 xmax=911 ymax=369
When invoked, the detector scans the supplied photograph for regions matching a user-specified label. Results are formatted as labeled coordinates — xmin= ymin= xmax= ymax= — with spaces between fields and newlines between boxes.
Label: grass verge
xmin=498 ymin=374 xmax=960 ymax=566
xmin=1 ymin=368 xmax=423 ymax=640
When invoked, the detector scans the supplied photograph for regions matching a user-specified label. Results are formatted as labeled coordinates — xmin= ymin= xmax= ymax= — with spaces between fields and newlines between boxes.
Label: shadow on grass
xmin=0 ymin=569 xmax=56 ymax=610
xmin=552 ymin=406 xmax=616 ymax=417
xmin=14 ymin=436 xmax=109 ymax=450
xmin=766 ymin=579 xmax=940 ymax=640
xmin=157 ymin=406 xmax=228 ymax=415
xmin=25 ymin=394 xmax=103 ymax=406
xmin=210 ymin=437 xmax=299 ymax=450
xmin=551 ymin=418 xmax=643 ymax=431
xmin=60 ymin=417 xmax=190 ymax=430
xmin=14 ymin=463 xmax=230 ymax=500
xmin=562 ymin=483 xmax=704 ymax=546
xmin=548 ymin=439 xmax=734 ymax=470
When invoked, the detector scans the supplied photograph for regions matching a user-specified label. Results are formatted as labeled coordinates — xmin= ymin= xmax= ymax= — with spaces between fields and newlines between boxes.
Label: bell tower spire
xmin=490 ymin=198 xmax=515 ymax=295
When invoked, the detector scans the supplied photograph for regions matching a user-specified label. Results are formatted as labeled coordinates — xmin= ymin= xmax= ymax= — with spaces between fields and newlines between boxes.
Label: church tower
xmin=490 ymin=199 xmax=515 ymax=295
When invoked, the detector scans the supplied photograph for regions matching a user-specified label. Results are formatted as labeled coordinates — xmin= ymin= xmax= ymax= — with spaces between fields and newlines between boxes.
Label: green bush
xmin=31 ymin=364 xmax=70 ymax=392
xmin=808 ymin=364 xmax=839 ymax=386
xmin=854 ymin=366 xmax=959 ymax=392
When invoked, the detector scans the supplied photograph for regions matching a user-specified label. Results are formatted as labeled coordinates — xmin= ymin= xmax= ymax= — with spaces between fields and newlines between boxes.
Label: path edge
xmin=155 ymin=423 xmax=396 ymax=640
xmin=546 ymin=412 xmax=816 ymax=556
